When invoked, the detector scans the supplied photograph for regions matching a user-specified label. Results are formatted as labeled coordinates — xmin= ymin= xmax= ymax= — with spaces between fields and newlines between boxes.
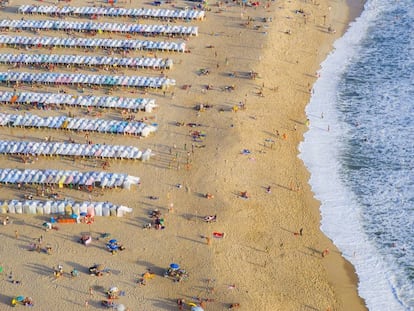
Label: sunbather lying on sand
xmin=204 ymin=215 xmax=217 ymax=223
xmin=240 ymin=191 xmax=250 ymax=199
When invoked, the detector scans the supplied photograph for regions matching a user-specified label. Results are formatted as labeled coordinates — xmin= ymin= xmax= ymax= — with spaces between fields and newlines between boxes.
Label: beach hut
xmin=79 ymin=202 xmax=88 ymax=215
xmin=94 ymin=202 xmax=103 ymax=217
xmin=87 ymin=204 xmax=95 ymax=217
xmin=102 ymin=202 xmax=111 ymax=217
xmin=23 ymin=201 xmax=30 ymax=214
xmin=65 ymin=202 xmax=73 ymax=216
xmin=15 ymin=202 xmax=23 ymax=214
xmin=0 ymin=201 xmax=7 ymax=214
xmin=72 ymin=203 xmax=80 ymax=216
xmin=110 ymin=205 xmax=117 ymax=217
xmin=116 ymin=205 xmax=132 ymax=217
xmin=28 ymin=201 xmax=37 ymax=214
xmin=141 ymin=149 xmax=152 ymax=162
xmin=51 ymin=201 xmax=59 ymax=214
xmin=43 ymin=201 xmax=52 ymax=214
xmin=36 ymin=202 xmax=44 ymax=215
xmin=8 ymin=200 xmax=16 ymax=214
xmin=57 ymin=201 xmax=67 ymax=215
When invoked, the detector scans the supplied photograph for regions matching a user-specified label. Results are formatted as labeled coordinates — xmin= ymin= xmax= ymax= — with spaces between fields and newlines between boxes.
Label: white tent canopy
xmin=0 ymin=19 xmax=198 ymax=36
xmin=0 ymin=34 xmax=186 ymax=52
xmin=0 ymin=71 xmax=176 ymax=89
xmin=1 ymin=90 xmax=157 ymax=111
xmin=0 ymin=199 xmax=132 ymax=217
xmin=0 ymin=112 xmax=158 ymax=136
xmin=0 ymin=168 xmax=140 ymax=189
xmin=0 ymin=53 xmax=173 ymax=70
xmin=18 ymin=5 xmax=206 ymax=21
xmin=0 ymin=140 xmax=152 ymax=160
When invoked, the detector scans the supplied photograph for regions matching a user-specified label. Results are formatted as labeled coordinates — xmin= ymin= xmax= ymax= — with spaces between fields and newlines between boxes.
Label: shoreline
xmin=221 ymin=0 xmax=368 ymax=309
xmin=297 ymin=0 xmax=369 ymax=309
xmin=0 ymin=0 xmax=368 ymax=309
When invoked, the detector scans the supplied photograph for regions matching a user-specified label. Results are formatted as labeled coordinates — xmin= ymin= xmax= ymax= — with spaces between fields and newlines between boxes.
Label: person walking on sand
xmin=15 ymin=230 xmax=19 ymax=239
xmin=322 ymin=248 xmax=329 ymax=257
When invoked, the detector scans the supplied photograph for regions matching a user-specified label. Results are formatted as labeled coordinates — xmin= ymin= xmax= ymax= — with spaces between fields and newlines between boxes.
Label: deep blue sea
xmin=299 ymin=0 xmax=414 ymax=310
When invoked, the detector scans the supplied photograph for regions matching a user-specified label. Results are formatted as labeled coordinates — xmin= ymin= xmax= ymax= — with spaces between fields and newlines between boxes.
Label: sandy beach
xmin=0 ymin=0 xmax=368 ymax=310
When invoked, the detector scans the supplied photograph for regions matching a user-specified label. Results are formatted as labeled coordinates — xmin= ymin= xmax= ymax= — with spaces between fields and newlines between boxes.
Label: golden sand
xmin=0 ymin=0 xmax=367 ymax=310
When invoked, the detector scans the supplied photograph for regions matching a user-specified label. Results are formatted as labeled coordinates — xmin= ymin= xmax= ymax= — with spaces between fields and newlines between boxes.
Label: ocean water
xmin=299 ymin=0 xmax=414 ymax=310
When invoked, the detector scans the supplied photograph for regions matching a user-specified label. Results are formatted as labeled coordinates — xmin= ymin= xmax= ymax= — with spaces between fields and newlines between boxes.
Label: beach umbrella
xmin=108 ymin=244 xmax=118 ymax=250
xmin=109 ymin=239 xmax=117 ymax=244
xmin=170 ymin=263 xmax=179 ymax=270
xmin=191 ymin=307 xmax=204 ymax=311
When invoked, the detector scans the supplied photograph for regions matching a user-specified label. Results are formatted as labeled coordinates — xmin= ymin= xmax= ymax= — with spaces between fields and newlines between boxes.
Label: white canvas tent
xmin=0 ymin=199 xmax=132 ymax=217
xmin=18 ymin=5 xmax=205 ymax=21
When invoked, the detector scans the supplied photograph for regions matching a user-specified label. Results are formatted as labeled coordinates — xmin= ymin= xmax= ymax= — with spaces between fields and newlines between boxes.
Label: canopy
xmin=0 ymin=19 xmax=198 ymax=36
xmin=0 ymin=71 xmax=175 ymax=89
xmin=0 ymin=53 xmax=172 ymax=70
xmin=0 ymin=34 xmax=186 ymax=52
xmin=1 ymin=199 xmax=133 ymax=217
xmin=0 ymin=140 xmax=151 ymax=160
xmin=18 ymin=5 xmax=205 ymax=21
xmin=0 ymin=112 xmax=158 ymax=137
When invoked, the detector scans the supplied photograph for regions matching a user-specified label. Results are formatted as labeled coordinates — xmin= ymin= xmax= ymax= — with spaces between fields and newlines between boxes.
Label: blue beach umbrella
xmin=170 ymin=263 xmax=179 ymax=270
xmin=109 ymin=239 xmax=117 ymax=244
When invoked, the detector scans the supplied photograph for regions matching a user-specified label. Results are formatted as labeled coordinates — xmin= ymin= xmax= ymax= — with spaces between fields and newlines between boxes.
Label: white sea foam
xmin=299 ymin=0 xmax=413 ymax=310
